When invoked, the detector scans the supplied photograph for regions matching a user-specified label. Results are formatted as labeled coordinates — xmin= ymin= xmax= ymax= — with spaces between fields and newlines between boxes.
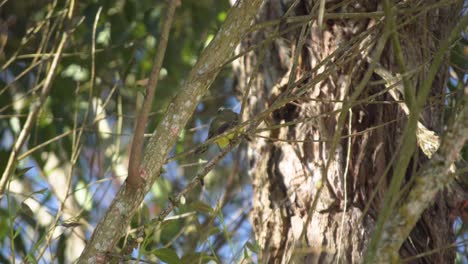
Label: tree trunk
xmin=234 ymin=1 xmax=460 ymax=263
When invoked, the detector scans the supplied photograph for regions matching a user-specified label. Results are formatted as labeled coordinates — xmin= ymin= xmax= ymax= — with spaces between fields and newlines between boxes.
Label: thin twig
xmin=150 ymin=138 xmax=241 ymax=226
xmin=0 ymin=12 xmax=71 ymax=199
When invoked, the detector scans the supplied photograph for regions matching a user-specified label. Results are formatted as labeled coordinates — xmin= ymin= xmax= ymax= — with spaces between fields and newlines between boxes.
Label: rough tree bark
xmin=234 ymin=1 xmax=462 ymax=263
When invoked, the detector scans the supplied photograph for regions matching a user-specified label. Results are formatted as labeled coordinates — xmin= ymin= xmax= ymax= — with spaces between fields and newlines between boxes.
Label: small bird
xmin=197 ymin=107 xmax=240 ymax=153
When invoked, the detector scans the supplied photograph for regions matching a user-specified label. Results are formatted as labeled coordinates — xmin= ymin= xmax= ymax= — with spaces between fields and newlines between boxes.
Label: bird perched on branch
xmin=197 ymin=107 xmax=240 ymax=153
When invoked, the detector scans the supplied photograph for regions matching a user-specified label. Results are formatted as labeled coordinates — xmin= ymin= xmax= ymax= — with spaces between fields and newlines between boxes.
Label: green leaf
xmin=190 ymin=201 xmax=213 ymax=214
xmin=153 ymin=248 xmax=180 ymax=264
xmin=19 ymin=202 xmax=34 ymax=218
xmin=0 ymin=212 xmax=9 ymax=239
xmin=74 ymin=181 xmax=92 ymax=211
xmin=56 ymin=231 xmax=67 ymax=264
xmin=450 ymin=38 xmax=468 ymax=73
xmin=13 ymin=228 xmax=27 ymax=256
xmin=151 ymin=178 xmax=172 ymax=204
xmin=245 ymin=241 xmax=260 ymax=254
xmin=15 ymin=166 xmax=33 ymax=177
xmin=181 ymin=252 xmax=217 ymax=264
xmin=199 ymin=227 xmax=220 ymax=243
xmin=31 ymin=188 xmax=49 ymax=195
xmin=61 ymin=64 xmax=89 ymax=82
xmin=97 ymin=22 xmax=111 ymax=46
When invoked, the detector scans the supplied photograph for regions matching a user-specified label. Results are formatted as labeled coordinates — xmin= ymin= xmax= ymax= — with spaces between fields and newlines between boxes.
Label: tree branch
xmin=127 ymin=1 xmax=177 ymax=188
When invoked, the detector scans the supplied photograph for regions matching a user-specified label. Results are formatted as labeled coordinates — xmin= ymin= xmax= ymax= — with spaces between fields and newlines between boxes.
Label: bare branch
xmin=127 ymin=1 xmax=177 ymax=188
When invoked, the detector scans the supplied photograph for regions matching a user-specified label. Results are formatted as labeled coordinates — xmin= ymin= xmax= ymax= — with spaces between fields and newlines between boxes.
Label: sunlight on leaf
xmin=62 ymin=64 xmax=89 ymax=82
xmin=74 ymin=181 xmax=92 ymax=211
xmin=97 ymin=22 xmax=111 ymax=46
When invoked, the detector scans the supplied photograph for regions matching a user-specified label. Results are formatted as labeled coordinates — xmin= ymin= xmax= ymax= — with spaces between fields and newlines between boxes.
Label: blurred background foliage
xmin=0 ymin=0 xmax=255 ymax=263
